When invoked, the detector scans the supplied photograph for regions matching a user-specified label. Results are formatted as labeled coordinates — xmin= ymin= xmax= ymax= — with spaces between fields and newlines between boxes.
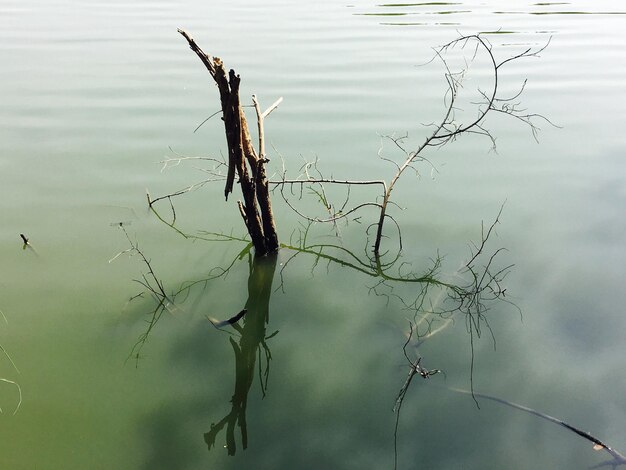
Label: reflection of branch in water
xmin=449 ymin=203 xmax=518 ymax=405
xmin=112 ymin=228 xmax=278 ymax=454
xmin=109 ymin=223 xmax=251 ymax=368
xmin=207 ymin=308 xmax=248 ymax=329
xmin=144 ymin=196 xmax=514 ymax=460
xmin=110 ymin=225 xmax=175 ymax=365
xmin=393 ymin=321 xmax=443 ymax=470
xmin=381 ymin=205 xmax=515 ymax=406
xmin=147 ymin=197 xmax=511 ymax=394
xmin=391 ymin=206 xmax=515 ymax=468
xmin=449 ymin=387 xmax=626 ymax=469
xmin=145 ymin=197 xmax=512 ymax=404
xmin=280 ymin=206 xmax=512 ymax=399
xmin=204 ymin=254 xmax=278 ymax=455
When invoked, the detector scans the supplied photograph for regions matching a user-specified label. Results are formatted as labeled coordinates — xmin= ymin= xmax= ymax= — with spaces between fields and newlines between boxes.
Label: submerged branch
xmin=449 ymin=387 xmax=626 ymax=468
xmin=0 ymin=378 xmax=22 ymax=415
xmin=393 ymin=321 xmax=442 ymax=470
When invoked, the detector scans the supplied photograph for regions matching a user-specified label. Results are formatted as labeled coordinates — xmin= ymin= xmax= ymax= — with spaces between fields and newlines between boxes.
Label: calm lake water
xmin=2 ymin=1 xmax=626 ymax=469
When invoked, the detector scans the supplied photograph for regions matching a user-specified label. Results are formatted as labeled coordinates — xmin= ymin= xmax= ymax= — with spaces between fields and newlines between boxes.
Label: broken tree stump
xmin=178 ymin=29 xmax=280 ymax=256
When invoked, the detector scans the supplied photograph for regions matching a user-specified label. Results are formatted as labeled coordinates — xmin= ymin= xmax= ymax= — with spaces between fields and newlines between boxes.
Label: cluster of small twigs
xmin=131 ymin=181 xmax=624 ymax=470
xmin=448 ymin=203 xmax=518 ymax=404
xmin=393 ymin=327 xmax=626 ymax=470
xmin=111 ymin=222 xmax=276 ymax=454
xmin=389 ymin=206 xmax=512 ymax=468
xmin=113 ymin=29 xmax=626 ymax=470
xmin=109 ymin=224 xmax=175 ymax=364
xmin=259 ymin=34 xmax=555 ymax=259
xmin=139 ymin=30 xmax=539 ymax=452
xmin=110 ymin=224 xmax=262 ymax=363
xmin=149 ymin=33 xmax=554 ymax=264
xmin=271 ymin=154 xmax=388 ymax=235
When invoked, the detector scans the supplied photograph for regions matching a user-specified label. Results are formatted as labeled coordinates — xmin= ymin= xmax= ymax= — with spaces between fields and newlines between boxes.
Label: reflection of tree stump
xmin=178 ymin=29 xmax=279 ymax=256
xmin=204 ymin=253 xmax=278 ymax=455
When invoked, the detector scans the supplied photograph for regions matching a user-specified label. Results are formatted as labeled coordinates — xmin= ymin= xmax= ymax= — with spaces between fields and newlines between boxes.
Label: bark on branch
xmin=178 ymin=29 xmax=279 ymax=256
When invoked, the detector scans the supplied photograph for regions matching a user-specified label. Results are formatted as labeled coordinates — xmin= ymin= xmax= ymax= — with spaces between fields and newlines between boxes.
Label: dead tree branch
xmin=178 ymin=29 xmax=280 ymax=256
xmin=371 ymin=34 xmax=551 ymax=256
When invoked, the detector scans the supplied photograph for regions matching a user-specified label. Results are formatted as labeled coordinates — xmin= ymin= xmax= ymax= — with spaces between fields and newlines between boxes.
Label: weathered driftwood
xmin=178 ymin=29 xmax=279 ymax=256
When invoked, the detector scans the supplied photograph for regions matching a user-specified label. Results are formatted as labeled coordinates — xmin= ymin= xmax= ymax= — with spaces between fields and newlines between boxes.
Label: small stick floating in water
xmin=20 ymin=233 xmax=40 ymax=256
